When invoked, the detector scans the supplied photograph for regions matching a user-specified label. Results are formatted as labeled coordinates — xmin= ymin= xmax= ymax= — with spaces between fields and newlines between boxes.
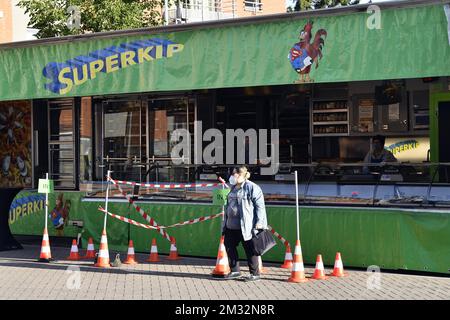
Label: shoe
xmin=226 ymin=271 xmax=242 ymax=279
xmin=244 ymin=274 xmax=261 ymax=282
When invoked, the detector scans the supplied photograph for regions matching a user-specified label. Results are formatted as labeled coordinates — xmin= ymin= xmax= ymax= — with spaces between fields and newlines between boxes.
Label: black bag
xmin=251 ymin=229 xmax=276 ymax=256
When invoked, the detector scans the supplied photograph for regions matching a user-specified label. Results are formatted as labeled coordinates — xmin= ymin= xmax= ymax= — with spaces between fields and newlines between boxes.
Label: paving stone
xmin=0 ymin=245 xmax=448 ymax=300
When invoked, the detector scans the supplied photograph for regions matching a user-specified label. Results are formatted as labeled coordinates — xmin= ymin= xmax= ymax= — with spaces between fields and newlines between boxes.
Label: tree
xmin=292 ymin=0 xmax=310 ymax=11
xmin=289 ymin=0 xmax=360 ymax=12
xmin=313 ymin=0 xmax=360 ymax=8
xmin=18 ymin=0 xmax=166 ymax=39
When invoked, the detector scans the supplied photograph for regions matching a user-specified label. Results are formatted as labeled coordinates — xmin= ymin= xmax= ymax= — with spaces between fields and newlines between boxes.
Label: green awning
xmin=0 ymin=1 xmax=449 ymax=101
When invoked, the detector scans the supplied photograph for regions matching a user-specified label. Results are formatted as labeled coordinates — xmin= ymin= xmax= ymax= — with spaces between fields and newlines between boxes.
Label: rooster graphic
xmin=288 ymin=21 xmax=327 ymax=83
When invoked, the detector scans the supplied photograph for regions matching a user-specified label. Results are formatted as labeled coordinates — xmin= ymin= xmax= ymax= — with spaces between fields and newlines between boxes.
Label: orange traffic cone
xmin=168 ymin=237 xmax=180 ymax=261
xmin=67 ymin=239 xmax=80 ymax=260
xmin=287 ymin=240 xmax=308 ymax=283
xmin=329 ymin=252 xmax=348 ymax=277
xmin=123 ymin=240 xmax=138 ymax=265
xmin=38 ymin=228 xmax=52 ymax=262
xmin=258 ymin=256 xmax=268 ymax=274
xmin=146 ymin=238 xmax=160 ymax=262
xmin=212 ymin=236 xmax=231 ymax=278
xmin=311 ymin=254 xmax=329 ymax=280
xmin=94 ymin=229 xmax=110 ymax=268
xmin=83 ymin=237 xmax=96 ymax=259
xmin=280 ymin=244 xmax=293 ymax=269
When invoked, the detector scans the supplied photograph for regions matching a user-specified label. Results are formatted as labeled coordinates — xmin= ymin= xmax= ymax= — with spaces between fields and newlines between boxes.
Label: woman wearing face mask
xmin=222 ymin=165 xmax=268 ymax=282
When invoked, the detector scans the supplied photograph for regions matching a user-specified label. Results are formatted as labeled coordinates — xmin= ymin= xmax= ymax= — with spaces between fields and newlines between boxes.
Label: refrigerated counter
xmin=81 ymin=162 xmax=450 ymax=208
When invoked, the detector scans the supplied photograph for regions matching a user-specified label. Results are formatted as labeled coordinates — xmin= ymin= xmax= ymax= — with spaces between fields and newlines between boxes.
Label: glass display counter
xmin=81 ymin=161 xmax=450 ymax=208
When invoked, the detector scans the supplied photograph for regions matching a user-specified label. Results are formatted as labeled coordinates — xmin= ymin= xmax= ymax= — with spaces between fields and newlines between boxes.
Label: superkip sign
xmin=42 ymin=38 xmax=184 ymax=95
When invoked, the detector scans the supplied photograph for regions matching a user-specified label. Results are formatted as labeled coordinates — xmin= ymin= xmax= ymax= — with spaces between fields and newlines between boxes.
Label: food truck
xmin=1 ymin=0 xmax=449 ymax=274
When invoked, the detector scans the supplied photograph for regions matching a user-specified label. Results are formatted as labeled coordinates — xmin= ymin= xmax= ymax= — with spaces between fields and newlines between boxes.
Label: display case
xmin=311 ymin=99 xmax=349 ymax=137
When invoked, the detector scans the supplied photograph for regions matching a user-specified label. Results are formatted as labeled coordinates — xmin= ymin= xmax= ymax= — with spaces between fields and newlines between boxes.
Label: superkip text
xmin=42 ymin=38 xmax=184 ymax=95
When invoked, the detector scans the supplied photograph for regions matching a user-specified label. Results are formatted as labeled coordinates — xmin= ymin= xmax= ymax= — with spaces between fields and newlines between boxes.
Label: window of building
xmin=244 ymin=0 xmax=262 ymax=12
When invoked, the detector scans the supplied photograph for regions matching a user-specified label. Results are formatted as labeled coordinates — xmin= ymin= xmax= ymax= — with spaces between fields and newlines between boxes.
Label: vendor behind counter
xmin=363 ymin=135 xmax=397 ymax=164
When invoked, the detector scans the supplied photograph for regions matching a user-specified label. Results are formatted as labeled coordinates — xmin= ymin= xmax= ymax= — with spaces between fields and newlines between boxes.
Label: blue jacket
xmin=222 ymin=180 xmax=268 ymax=241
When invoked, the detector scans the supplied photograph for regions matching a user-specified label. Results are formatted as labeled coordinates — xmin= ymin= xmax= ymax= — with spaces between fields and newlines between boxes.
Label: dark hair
xmin=373 ymin=135 xmax=386 ymax=146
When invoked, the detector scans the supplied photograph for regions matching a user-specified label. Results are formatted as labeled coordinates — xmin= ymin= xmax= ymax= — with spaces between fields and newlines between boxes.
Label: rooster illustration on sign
xmin=288 ymin=21 xmax=327 ymax=83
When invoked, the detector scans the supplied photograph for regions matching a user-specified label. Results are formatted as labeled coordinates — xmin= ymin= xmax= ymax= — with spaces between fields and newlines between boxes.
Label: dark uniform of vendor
xmin=364 ymin=135 xmax=397 ymax=163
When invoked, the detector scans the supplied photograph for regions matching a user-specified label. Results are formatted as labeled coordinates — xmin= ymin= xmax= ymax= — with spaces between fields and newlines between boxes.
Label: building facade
xmin=0 ymin=0 xmax=36 ymax=43
xmin=0 ymin=0 xmax=13 ymax=43
xmin=166 ymin=0 xmax=286 ymax=24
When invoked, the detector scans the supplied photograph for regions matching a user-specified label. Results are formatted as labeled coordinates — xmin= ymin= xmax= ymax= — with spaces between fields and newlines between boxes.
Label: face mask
xmin=229 ymin=175 xmax=237 ymax=185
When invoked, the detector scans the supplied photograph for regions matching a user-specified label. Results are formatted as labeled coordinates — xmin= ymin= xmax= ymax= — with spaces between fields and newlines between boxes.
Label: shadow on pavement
xmin=0 ymin=260 xmax=217 ymax=281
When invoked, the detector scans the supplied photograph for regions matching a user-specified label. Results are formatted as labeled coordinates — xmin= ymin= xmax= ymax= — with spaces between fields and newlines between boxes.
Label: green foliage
xmin=294 ymin=0 xmax=312 ymax=11
xmin=290 ymin=0 xmax=360 ymax=12
xmin=18 ymin=0 xmax=165 ymax=39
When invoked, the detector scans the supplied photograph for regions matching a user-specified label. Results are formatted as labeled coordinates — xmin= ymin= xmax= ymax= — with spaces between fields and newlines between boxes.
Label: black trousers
xmin=223 ymin=228 xmax=259 ymax=276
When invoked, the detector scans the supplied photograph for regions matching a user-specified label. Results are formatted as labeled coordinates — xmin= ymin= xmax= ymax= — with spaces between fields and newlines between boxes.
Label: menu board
xmin=358 ymin=99 xmax=375 ymax=133
xmin=388 ymin=103 xmax=400 ymax=121
xmin=0 ymin=101 xmax=33 ymax=188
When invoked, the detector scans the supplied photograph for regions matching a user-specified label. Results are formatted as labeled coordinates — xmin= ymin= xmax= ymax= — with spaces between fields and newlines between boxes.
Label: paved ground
xmin=0 ymin=245 xmax=448 ymax=300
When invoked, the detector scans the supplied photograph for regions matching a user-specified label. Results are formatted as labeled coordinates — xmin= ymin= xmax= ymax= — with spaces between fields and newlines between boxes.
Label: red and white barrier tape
xmin=268 ymin=226 xmax=290 ymax=247
xmin=111 ymin=178 xmax=220 ymax=189
xmin=108 ymin=177 xmax=172 ymax=242
xmin=107 ymin=176 xmax=291 ymax=248
xmin=162 ymin=212 xmax=224 ymax=228
xmin=99 ymin=207 xmax=223 ymax=229
xmin=218 ymin=177 xmax=229 ymax=188
xmin=99 ymin=207 xmax=156 ymax=230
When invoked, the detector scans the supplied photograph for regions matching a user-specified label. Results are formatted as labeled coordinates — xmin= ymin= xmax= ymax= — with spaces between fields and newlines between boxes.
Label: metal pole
xmin=103 ymin=170 xmax=111 ymax=230
xmin=45 ymin=173 xmax=49 ymax=231
xmin=294 ymin=170 xmax=300 ymax=240
xmin=164 ymin=0 xmax=169 ymax=25
xmin=222 ymin=182 xmax=225 ymax=222
xmin=218 ymin=177 xmax=229 ymax=222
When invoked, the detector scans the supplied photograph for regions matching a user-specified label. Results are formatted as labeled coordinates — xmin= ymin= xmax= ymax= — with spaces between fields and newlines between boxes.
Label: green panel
xmin=297 ymin=207 xmax=402 ymax=269
xmin=9 ymin=191 xmax=82 ymax=238
xmin=212 ymin=189 xmax=230 ymax=206
xmin=398 ymin=210 xmax=450 ymax=272
xmin=9 ymin=191 xmax=450 ymax=273
xmin=82 ymin=200 xmax=138 ymax=253
xmin=1 ymin=4 xmax=450 ymax=100
xmin=78 ymin=200 xmax=450 ymax=273
xmin=130 ymin=203 xmax=224 ymax=256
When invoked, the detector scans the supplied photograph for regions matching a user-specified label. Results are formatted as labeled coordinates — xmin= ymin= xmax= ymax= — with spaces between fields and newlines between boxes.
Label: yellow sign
xmin=385 ymin=137 xmax=430 ymax=162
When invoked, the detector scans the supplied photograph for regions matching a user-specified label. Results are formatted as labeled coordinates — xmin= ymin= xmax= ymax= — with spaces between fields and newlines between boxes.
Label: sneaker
xmin=244 ymin=274 xmax=261 ymax=282
xmin=226 ymin=271 xmax=242 ymax=279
